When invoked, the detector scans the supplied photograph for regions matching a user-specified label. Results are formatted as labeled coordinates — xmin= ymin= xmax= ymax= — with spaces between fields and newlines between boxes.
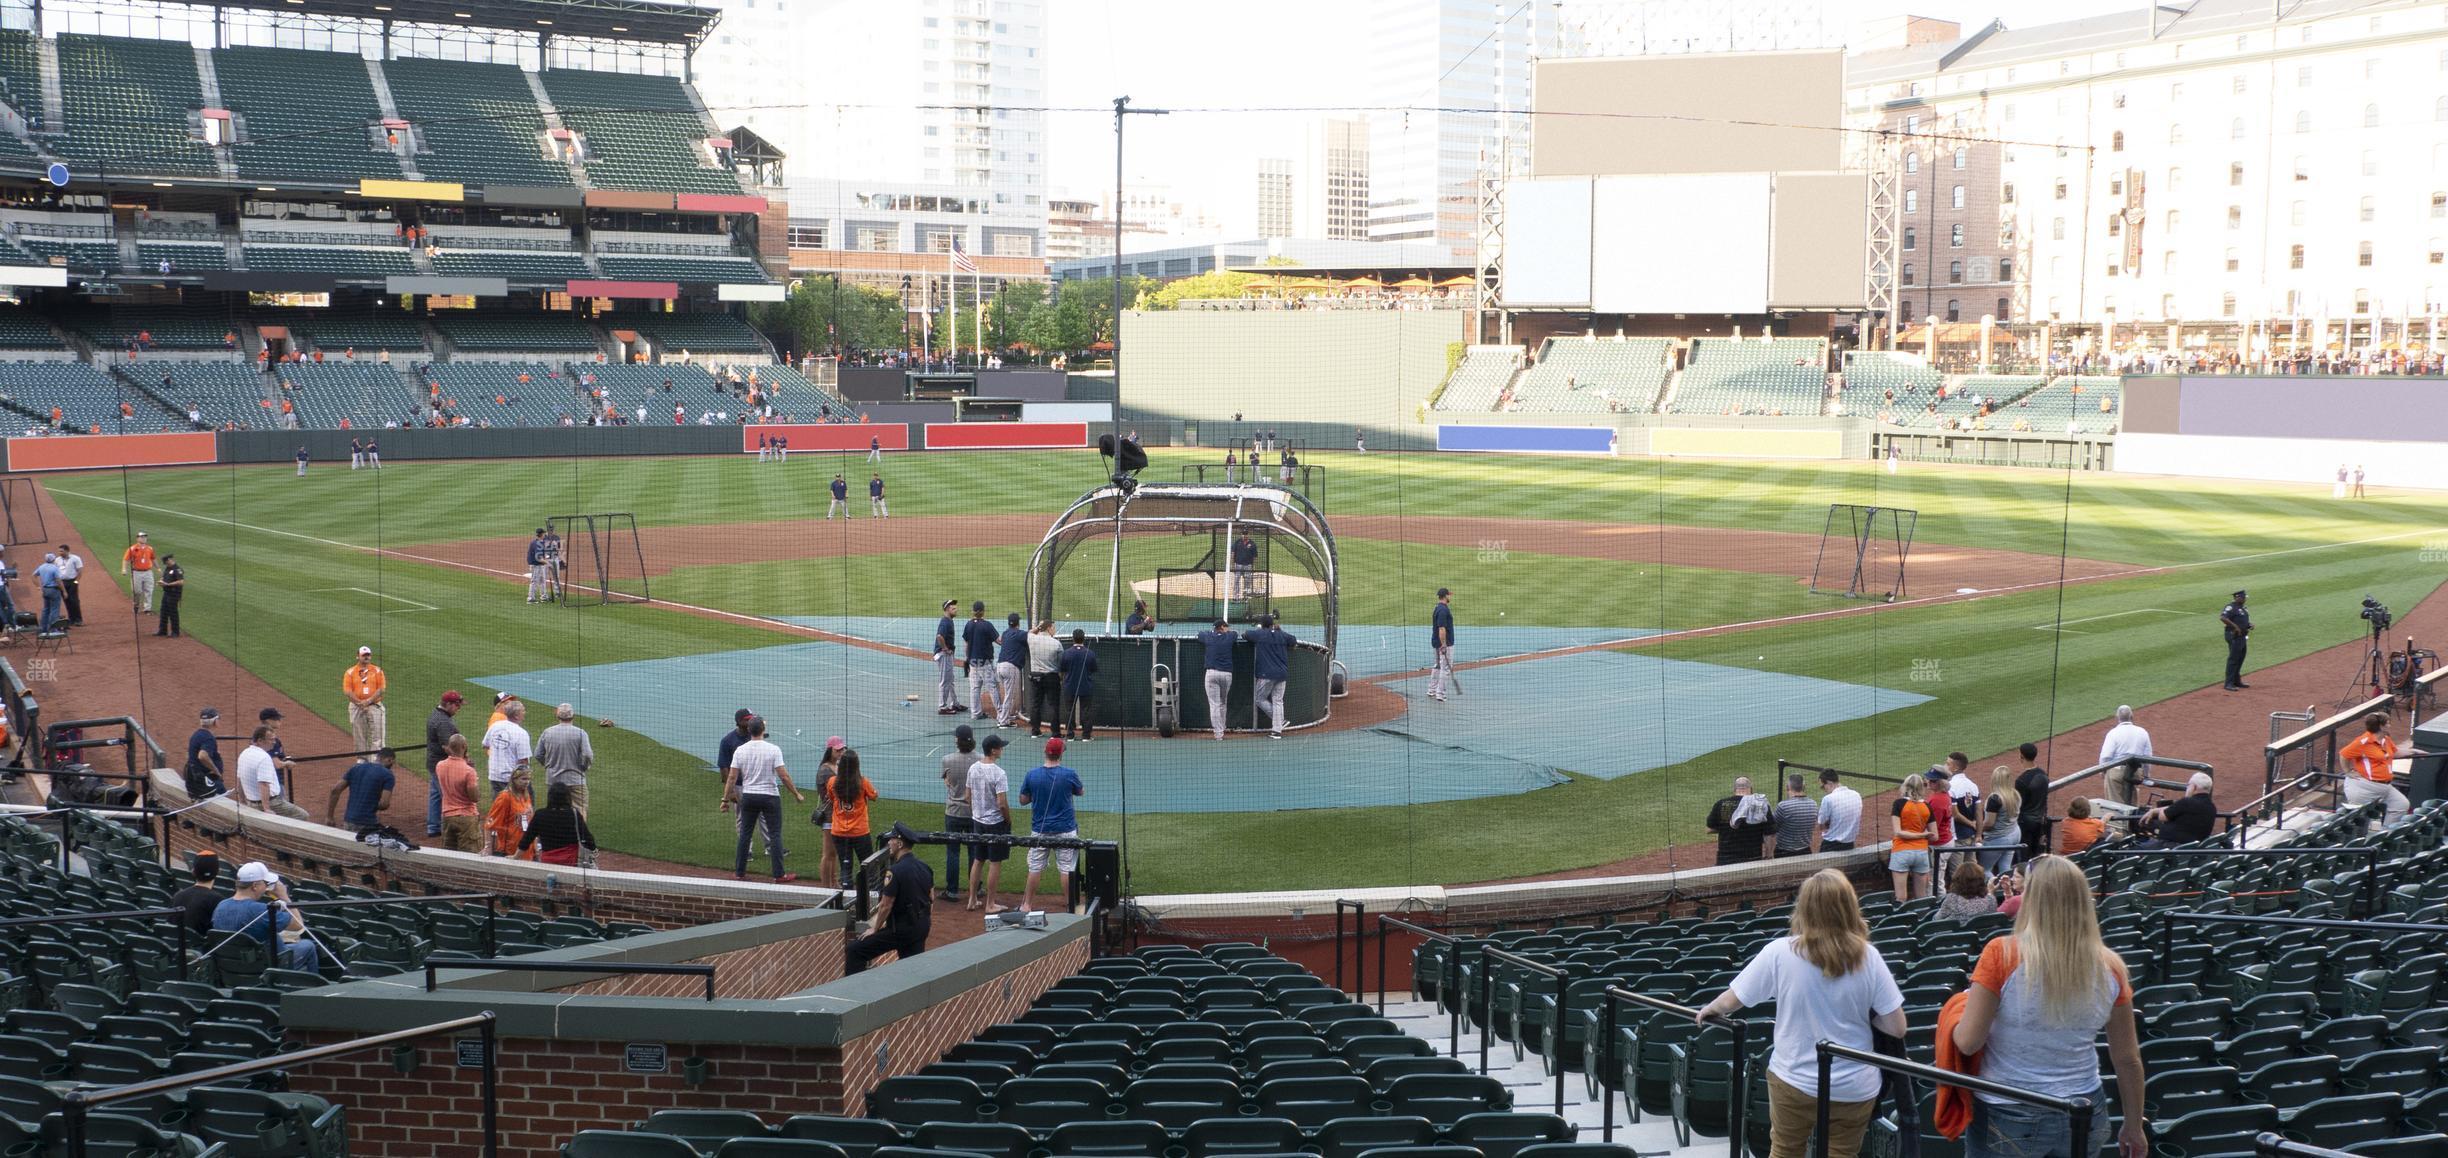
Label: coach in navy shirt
xmin=963 ymin=602 xmax=1001 ymax=721
xmin=1428 ymin=587 xmax=1457 ymax=702
xmin=716 ymin=708 xmax=756 ymax=777
xmin=186 ymin=706 xmax=226 ymax=796
xmin=1057 ymin=629 xmax=1099 ymax=739
xmin=1246 ymin=614 xmax=1294 ymax=738
xmin=995 ymin=613 xmax=1029 ymax=727
xmin=1197 ymin=619 xmax=1239 ymax=740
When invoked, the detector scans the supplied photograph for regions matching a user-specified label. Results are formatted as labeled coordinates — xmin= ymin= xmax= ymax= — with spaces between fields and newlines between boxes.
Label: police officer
xmin=845 ymin=822 xmax=933 ymax=974
xmin=2220 ymin=589 xmax=2252 ymax=691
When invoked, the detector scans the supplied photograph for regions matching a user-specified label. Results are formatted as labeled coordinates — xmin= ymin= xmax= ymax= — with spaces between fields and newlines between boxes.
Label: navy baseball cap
xmin=981 ymin=734 xmax=1007 ymax=753
xmin=1437 ymin=587 xmax=1451 ymax=598
xmin=954 ymin=724 xmax=974 ymax=742
xmin=734 ymin=708 xmax=754 ymax=723
xmin=1007 ymin=612 xmax=1021 ymax=626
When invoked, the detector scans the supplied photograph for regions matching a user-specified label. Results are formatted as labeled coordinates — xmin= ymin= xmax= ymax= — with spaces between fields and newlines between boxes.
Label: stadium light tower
xmin=1112 ymin=97 xmax=1168 ymax=391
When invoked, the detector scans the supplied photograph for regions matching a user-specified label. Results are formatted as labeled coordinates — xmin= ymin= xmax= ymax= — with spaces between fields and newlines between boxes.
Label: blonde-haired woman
xmin=1951 ymin=856 xmax=2147 ymax=1158
xmin=1980 ymin=767 xmax=2022 ymax=875
xmin=1699 ymin=869 xmax=1906 ymax=1158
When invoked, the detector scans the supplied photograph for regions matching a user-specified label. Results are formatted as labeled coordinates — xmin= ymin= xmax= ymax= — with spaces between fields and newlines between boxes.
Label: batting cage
xmin=0 ymin=478 xmax=43 ymax=546
xmin=548 ymin=513 xmax=650 ymax=606
xmin=1808 ymin=502 xmax=1917 ymax=601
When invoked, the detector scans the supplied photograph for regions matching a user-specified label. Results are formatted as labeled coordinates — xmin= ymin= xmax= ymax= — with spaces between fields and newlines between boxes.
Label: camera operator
xmin=2133 ymin=772 xmax=2218 ymax=848
xmin=2339 ymin=712 xmax=2408 ymax=828
xmin=2219 ymin=590 xmax=2252 ymax=691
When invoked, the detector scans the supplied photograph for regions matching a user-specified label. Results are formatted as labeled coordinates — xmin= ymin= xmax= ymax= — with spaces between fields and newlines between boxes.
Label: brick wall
xmin=553 ymin=931 xmax=845 ymax=1000
xmin=158 ymin=790 xmax=817 ymax=930
xmin=284 ymin=936 xmax=1087 ymax=1158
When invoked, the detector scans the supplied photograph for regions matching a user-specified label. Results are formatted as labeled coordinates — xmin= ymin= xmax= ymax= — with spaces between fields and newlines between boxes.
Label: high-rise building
xmin=693 ymin=0 xmax=1050 ymax=297
xmin=1556 ymin=0 xmax=1843 ymax=57
xmin=1366 ymin=0 xmax=1551 ymax=256
xmin=1256 ymin=158 xmax=1294 ymax=239
xmin=1300 ymin=117 xmax=1373 ymax=241
xmin=1846 ymin=0 xmax=2448 ymax=346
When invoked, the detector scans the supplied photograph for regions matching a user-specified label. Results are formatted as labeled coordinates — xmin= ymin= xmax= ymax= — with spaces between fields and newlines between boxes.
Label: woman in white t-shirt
xmin=1950 ymin=856 xmax=2146 ymax=1158
xmin=1698 ymin=870 xmax=1905 ymax=1158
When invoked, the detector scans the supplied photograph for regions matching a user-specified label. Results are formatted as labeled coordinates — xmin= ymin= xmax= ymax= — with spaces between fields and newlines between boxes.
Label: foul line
xmin=45 ymin=485 xmax=928 ymax=659
xmin=1355 ymin=524 xmax=2448 ymax=684
xmin=2029 ymin=607 xmax=2192 ymax=634
xmin=309 ymin=586 xmax=441 ymax=613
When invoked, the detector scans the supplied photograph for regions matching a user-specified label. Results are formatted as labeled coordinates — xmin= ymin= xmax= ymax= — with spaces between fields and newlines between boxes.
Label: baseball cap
xmin=259 ymin=707 xmax=282 ymax=721
xmin=1007 ymin=612 xmax=1021 ymax=626
xmin=1437 ymin=587 xmax=1451 ymax=598
xmin=826 ymin=735 xmax=846 ymax=751
xmin=954 ymin=723 xmax=974 ymax=742
xmin=886 ymin=821 xmax=921 ymax=847
xmin=357 ymin=645 xmax=372 ymax=656
xmin=536 ymin=527 xmax=547 ymax=535
xmin=2233 ymin=589 xmax=2249 ymax=599
xmin=943 ymin=599 xmax=958 ymax=610
xmin=441 ymin=690 xmax=463 ymax=705
xmin=734 ymin=707 xmax=754 ymax=723
xmin=235 ymin=861 xmax=270 ymax=884
xmin=972 ymin=600 xmax=986 ymax=614
xmin=981 ymin=734 xmax=1007 ymax=754
xmin=199 ymin=707 xmax=220 ymax=722
xmin=136 ymin=531 xmax=147 ymax=538
xmin=1045 ymin=737 xmax=1066 ymax=759
xmin=495 ymin=692 xmax=514 ymax=704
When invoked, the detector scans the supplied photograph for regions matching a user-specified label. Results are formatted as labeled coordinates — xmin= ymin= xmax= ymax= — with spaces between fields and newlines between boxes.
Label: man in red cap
xmin=424 ymin=690 xmax=464 ymax=839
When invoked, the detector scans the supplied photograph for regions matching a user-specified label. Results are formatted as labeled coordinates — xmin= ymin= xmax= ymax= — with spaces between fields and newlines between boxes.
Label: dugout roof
xmin=189 ymin=0 xmax=720 ymax=46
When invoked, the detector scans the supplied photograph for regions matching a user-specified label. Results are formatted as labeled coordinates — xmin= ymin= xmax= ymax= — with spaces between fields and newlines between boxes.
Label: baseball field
xmin=39 ymin=448 xmax=2448 ymax=894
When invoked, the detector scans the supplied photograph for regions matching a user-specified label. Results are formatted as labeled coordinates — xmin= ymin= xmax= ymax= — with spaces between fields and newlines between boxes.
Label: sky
xmin=1041 ymin=0 xmax=2147 ymax=237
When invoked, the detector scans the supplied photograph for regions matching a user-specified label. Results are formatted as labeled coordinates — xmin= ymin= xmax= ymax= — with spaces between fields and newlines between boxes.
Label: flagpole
xmin=948 ymin=248 xmax=958 ymax=371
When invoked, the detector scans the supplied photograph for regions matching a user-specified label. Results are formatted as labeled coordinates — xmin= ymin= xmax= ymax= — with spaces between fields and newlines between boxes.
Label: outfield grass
xmin=43 ymin=452 xmax=2448 ymax=893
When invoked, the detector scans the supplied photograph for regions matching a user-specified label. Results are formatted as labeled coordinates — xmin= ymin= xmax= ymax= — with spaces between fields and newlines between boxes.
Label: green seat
xmin=1125 ymin=1077 xmax=1241 ymax=1128
xmin=992 ymin=1076 xmax=1112 ymax=1130
xmin=775 ymin=1117 xmax=903 ymax=1158
xmin=1044 ymin=1119 xmax=1169 ymax=1157
xmin=908 ymin=1122 xmax=1032 ymax=1158
xmin=1384 ymin=1073 xmax=1509 ymax=1126
xmin=1314 ymin=1114 xmax=1435 ymax=1158
xmin=1254 ymin=1075 xmax=1373 ymax=1127
xmin=2341 ymin=1135 xmax=2448 ymax=1158
xmin=2279 ymin=1092 xmax=2402 ymax=1147
xmin=1179 ymin=1116 xmax=1304 ymax=1157
xmin=2148 ymin=1103 xmax=2277 ymax=1156
xmin=865 ymin=1075 xmax=985 ymax=1127
xmin=1447 ymin=1112 xmax=1573 ymax=1158
xmin=1668 ymin=1022 xmax=1741 ymax=1145
xmin=185 ymin=1085 xmax=347 ymax=1158
xmin=636 ymin=1110 xmax=772 ymax=1150
xmin=564 ymin=1131 xmax=700 ymax=1158
xmin=712 ymin=1141 xmax=851 ymax=1158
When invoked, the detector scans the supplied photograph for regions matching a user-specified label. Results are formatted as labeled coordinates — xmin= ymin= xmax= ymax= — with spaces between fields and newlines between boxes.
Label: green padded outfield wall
xmin=1117 ymin=309 xmax=1467 ymax=425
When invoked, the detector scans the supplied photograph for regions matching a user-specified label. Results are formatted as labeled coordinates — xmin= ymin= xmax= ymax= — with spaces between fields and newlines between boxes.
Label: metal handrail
xmin=1476 ymin=944 xmax=1568 ymax=1115
xmin=1376 ymin=915 xmax=1459 ymax=1054
xmin=2158 ymin=910 xmax=2448 ymax=968
xmin=2221 ymin=769 xmax=2345 ymax=844
xmin=2055 ymin=753 xmax=2213 ymax=797
xmin=424 ymin=958 xmax=718 ymax=1001
xmin=1331 ymin=899 xmax=1366 ymax=995
xmin=1813 ymin=1040 xmax=2093 ymax=1158
xmin=60 ymin=1012 xmax=499 ymax=1158
xmin=2095 ymin=846 xmax=2382 ymax=915
xmin=2256 ymin=1130 xmax=2357 ymax=1158
xmin=1775 ymin=758 xmax=1914 ymax=790
xmin=1596 ymin=986 xmax=1748 ymax=1158
xmin=2266 ymin=693 xmax=2393 ymax=797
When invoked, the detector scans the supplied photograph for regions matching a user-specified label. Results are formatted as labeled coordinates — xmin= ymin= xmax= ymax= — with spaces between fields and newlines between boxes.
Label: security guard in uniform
xmin=845 ymin=822 xmax=933 ymax=973
xmin=2220 ymin=589 xmax=2253 ymax=691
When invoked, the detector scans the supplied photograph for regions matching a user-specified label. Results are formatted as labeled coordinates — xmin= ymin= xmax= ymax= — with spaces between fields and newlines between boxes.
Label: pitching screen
xmin=1497 ymin=178 xmax=1593 ymax=308
xmin=1590 ymin=173 xmax=1770 ymax=315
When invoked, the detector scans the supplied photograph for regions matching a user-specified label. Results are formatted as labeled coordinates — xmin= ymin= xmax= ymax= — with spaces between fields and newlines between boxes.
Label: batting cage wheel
xmin=1808 ymin=503 xmax=1917 ymax=602
xmin=547 ymin=513 xmax=650 ymax=606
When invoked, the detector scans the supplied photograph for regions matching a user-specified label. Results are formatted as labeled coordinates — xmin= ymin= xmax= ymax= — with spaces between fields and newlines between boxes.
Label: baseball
xmin=1757 ymin=656 xmax=1765 ymax=660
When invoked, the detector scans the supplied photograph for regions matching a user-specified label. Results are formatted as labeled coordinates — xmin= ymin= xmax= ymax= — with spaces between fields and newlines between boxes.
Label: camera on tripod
xmin=2362 ymin=597 xmax=2393 ymax=632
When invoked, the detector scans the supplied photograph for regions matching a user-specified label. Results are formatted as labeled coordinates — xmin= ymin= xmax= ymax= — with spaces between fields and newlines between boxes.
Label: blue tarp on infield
xmin=472 ymin=621 xmax=1928 ymax=814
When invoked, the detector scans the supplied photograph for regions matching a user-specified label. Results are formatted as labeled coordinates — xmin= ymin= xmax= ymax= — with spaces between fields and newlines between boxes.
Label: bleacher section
xmin=54 ymin=35 xmax=218 ymax=177
xmin=0 ymin=812 xmax=653 ymax=1158
xmin=241 ymin=244 xmax=413 ymax=278
xmin=0 ymin=362 xmax=170 ymax=432
xmin=212 ymin=45 xmax=400 ymax=184
xmin=18 ymin=238 xmax=116 ymax=271
xmin=1508 ymin=337 xmax=1669 ymax=414
xmin=604 ymin=311 xmax=766 ymax=355
xmin=431 ymin=250 xmax=592 ymax=282
xmin=0 ymin=30 xmax=43 ymax=130
xmin=1433 ymin=347 xmax=1520 ymax=412
xmin=596 ymin=252 xmax=771 ymax=284
xmin=272 ymin=310 xmax=427 ymax=353
xmin=540 ymin=69 xmax=741 ymax=195
xmin=134 ymin=240 xmax=228 ymax=272
xmin=749 ymin=363 xmax=850 ymax=419
xmin=1835 ymin=351 xmax=1943 ymax=421
xmin=1999 ymin=376 xmax=2122 ymax=435
xmin=381 ymin=57 xmax=573 ymax=187
xmin=425 ymin=361 xmax=589 ymax=426
xmin=434 ymin=314 xmax=598 ymax=355
xmin=72 ymin=309 xmax=235 ymax=352
xmin=1895 ymin=373 xmax=2041 ymax=429
xmin=276 ymin=361 xmax=416 ymax=429
xmin=585 ymin=363 xmax=733 ymax=414
xmin=0 ymin=308 xmax=61 ymax=351
xmin=141 ymin=362 xmax=270 ymax=428
xmin=1670 ymin=337 xmax=1828 ymax=416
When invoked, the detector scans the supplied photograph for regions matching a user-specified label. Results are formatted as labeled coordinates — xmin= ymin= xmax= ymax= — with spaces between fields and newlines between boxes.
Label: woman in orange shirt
xmin=484 ymin=769 xmax=536 ymax=860
xmin=2339 ymin=712 xmax=2407 ymax=827
xmin=1889 ymin=777 xmax=1933 ymax=901
xmin=2056 ymin=797 xmax=2105 ymax=855
xmin=825 ymin=748 xmax=881 ymax=890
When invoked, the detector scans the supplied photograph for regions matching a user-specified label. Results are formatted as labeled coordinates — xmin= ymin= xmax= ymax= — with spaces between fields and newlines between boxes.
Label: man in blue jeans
xmin=423 ymin=690 xmax=464 ymax=838
xmin=938 ymin=725 xmax=979 ymax=899
xmin=210 ymin=861 xmax=319 ymax=972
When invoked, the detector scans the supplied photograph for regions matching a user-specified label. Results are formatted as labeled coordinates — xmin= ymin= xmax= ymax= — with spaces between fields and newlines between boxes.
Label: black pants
xmin=836 ymin=833 xmax=877 ymax=892
xmin=733 ymin=793 xmax=784 ymax=878
xmin=1062 ymin=690 xmax=1093 ymax=739
xmin=1029 ymin=673 xmax=1062 ymax=735
xmin=2225 ymin=635 xmax=2248 ymax=687
xmin=156 ymin=595 xmax=182 ymax=636
xmin=60 ymin=577 xmax=80 ymax=625
xmin=941 ymin=813 xmax=972 ymax=893
xmin=844 ymin=921 xmax=927 ymax=974
xmin=1819 ymin=839 xmax=1854 ymax=852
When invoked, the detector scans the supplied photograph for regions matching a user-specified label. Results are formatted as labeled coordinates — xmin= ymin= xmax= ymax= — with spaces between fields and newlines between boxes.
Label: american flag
xmin=950 ymin=238 xmax=978 ymax=273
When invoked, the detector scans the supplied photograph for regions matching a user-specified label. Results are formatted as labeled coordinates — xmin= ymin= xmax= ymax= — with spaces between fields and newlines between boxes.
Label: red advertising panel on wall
xmin=923 ymin=422 xmax=1090 ymax=450
xmin=740 ymin=424 xmax=910 ymax=453
xmin=6 ymin=432 xmax=217 ymax=472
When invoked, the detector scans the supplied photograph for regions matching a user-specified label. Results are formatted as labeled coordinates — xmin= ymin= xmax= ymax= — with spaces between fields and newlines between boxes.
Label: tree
xmin=986 ymin=280 xmax=1048 ymax=355
xmin=752 ymin=276 xmax=905 ymax=358
xmin=1144 ymin=270 xmax=1261 ymax=310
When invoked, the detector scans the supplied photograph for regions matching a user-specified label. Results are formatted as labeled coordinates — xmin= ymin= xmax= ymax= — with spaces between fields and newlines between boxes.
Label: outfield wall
xmin=1118 ymin=309 xmax=1467 ymax=425
xmin=2117 ymin=375 xmax=2448 ymax=486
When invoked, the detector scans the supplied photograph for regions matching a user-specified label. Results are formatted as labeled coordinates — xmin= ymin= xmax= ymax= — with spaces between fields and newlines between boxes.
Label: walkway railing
xmin=2095 ymin=846 xmax=2383 ymax=914
xmin=60 ymin=1012 xmax=499 ymax=1158
xmin=1813 ymin=1040 xmax=2093 ymax=1158
xmin=1475 ymin=944 xmax=1568 ymax=1115
xmin=2158 ymin=910 xmax=2447 ymax=967
xmin=1375 ymin=915 xmax=1460 ymax=1055
xmin=1595 ymin=987 xmax=1748 ymax=1158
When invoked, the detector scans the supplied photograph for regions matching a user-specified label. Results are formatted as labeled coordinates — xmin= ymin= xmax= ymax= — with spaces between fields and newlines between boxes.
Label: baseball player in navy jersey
xmin=526 ymin=529 xmax=552 ymax=603
xmin=933 ymin=600 xmax=964 ymax=714
xmin=995 ymin=613 xmax=1029 ymax=728
xmin=1198 ymin=618 xmax=1238 ymax=739
xmin=541 ymin=525 xmax=565 ymax=601
xmin=867 ymin=434 xmax=882 ymax=464
xmin=963 ymin=601 xmax=1003 ymax=721
xmin=1246 ymin=614 xmax=1293 ymax=737
xmin=1428 ymin=587 xmax=1456 ymax=701
xmin=869 ymin=474 xmax=889 ymax=518
xmin=827 ymin=474 xmax=849 ymax=519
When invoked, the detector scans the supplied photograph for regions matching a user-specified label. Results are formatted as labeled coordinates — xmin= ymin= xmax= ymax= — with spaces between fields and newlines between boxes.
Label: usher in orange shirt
xmin=122 ymin=542 xmax=155 ymax=571
xmin=2341 ymin=731 xmax=2398 ymax=784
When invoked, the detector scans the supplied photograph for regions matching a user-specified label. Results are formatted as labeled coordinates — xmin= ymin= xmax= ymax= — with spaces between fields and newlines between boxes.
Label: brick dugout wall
xmin=553 ymin=931 xmax=844 ymax=1000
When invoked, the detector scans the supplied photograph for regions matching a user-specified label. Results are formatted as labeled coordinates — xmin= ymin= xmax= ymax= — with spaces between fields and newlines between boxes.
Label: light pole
xmin=1111 ymin=97 xmax=1168 ymax=395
